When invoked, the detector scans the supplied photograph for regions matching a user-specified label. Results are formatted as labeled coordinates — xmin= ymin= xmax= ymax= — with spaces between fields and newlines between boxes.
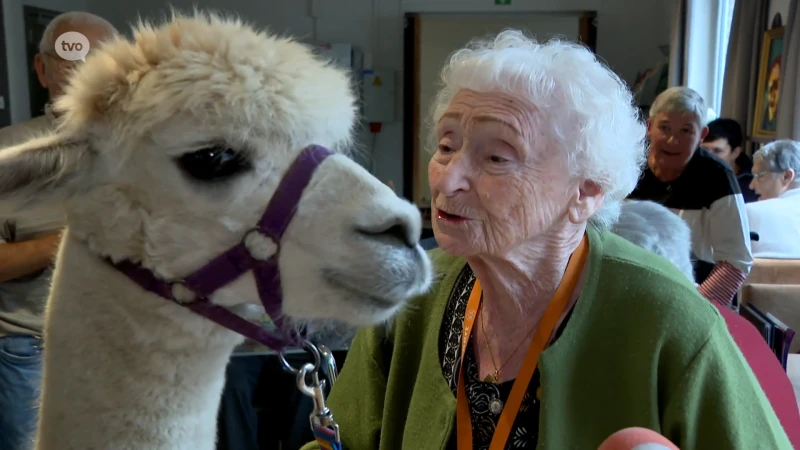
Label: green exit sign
xmin=495 ymin=0 xmax=511 ymax=4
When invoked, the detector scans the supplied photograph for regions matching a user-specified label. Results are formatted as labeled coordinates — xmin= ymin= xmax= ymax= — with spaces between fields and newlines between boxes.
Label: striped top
xmin=629 ymin=148 xmax=752 ymax=305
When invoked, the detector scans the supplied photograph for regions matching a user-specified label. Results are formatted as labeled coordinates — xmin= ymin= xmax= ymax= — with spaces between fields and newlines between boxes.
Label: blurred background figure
xmin=628 ymin=87 xmax=752 ymax=308
xmin=0 ymin=11 xmax=117 ymax=450
xmin=702 ymin=118 xmax=758 ymax=203
xmin=747 ymin=140 xmax=800 ymax=259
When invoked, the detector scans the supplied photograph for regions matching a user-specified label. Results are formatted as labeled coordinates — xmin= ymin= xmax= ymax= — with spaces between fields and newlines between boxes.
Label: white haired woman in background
xmin=629 ymin=87 xmax=752 ymax=308
xmin=301 ymin=31 xmax=790 ymax=450
xmin=747 ymin=139 xmax=800 ymax=258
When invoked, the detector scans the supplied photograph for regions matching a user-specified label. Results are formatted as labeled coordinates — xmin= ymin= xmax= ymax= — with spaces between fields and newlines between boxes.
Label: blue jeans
xmin=0 ymin=335 xmax=43 ymax=450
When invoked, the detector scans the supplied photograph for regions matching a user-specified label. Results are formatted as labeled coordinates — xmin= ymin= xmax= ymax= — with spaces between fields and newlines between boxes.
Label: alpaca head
xmin=0 ymin=10 xmax=432 ymax=326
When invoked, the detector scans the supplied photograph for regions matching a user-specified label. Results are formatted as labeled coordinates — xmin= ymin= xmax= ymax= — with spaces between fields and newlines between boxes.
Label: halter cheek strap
xmin=109 ymin=145 xmax=334 ymax=351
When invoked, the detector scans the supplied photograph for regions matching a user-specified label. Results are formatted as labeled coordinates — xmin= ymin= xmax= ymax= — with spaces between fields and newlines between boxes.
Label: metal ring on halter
xmin=240 ymin=226 xmax=280 ymax=248
xmin=240 ymin=227 xmax=264 ymax=245
xmin=167 ymin=279 xmax=198 ymax=305
xmin=279 ymin=339 xmax=322 ymax=376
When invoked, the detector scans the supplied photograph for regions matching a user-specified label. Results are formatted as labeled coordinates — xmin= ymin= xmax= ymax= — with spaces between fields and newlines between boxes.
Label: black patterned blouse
xmin=440 ymin=265 xmax=573 ymax=450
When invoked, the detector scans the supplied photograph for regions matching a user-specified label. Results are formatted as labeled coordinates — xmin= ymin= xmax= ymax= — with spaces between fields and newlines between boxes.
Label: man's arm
xmin=698 ymin=193 xmax=752 ymax=305
xmin=0 ymin=232 xmax=61 ymax=283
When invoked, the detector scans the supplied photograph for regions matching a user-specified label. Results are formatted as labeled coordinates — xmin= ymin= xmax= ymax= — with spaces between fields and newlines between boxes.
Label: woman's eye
xmin=176 ymin=146 xmax=251 ymax=182
xmin=438 ymin=144 xmax=454 ymax=153
xmin=489 ymin=155 xmax=508 ymax=164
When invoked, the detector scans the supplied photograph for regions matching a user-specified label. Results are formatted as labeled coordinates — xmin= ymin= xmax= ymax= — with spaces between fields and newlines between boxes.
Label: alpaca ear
xmin=0 ymin=133 xmax=95 ymax=211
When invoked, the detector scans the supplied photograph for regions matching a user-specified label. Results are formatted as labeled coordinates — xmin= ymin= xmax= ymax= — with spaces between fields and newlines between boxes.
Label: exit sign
xmin=495 ymin=0 xmax=511 ymax=4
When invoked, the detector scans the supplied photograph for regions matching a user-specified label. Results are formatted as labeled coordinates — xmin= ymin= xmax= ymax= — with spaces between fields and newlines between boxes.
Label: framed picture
xmin=753 ymin=26 xmax=785 ymax=138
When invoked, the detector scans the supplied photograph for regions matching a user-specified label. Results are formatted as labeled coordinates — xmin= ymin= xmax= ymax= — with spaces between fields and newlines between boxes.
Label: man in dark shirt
xmin=629 ymin=87 xmax=752 ymax=307
xmin=702 ymin=118 xmax=758 ymax=203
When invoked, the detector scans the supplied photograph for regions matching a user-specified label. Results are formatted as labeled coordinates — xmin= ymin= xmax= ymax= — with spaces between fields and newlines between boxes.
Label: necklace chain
xmin=477 ymin=298 xmax=538 ymax=384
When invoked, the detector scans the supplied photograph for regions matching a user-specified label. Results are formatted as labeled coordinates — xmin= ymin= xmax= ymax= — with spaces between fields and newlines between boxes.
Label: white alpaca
xmin=0 ymin=11 xmax=432 ymax=450
xmin=612 ymin=200 xmax=695 ymax=281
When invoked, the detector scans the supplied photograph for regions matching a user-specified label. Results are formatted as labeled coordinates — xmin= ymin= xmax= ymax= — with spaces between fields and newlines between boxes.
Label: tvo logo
xmin=55 ymin=31 xmax=90 ymax=62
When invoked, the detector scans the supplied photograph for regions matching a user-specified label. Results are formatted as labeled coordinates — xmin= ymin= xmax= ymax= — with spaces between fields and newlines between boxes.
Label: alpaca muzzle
xmin=108 ymin=145 xmax=334 ymax=350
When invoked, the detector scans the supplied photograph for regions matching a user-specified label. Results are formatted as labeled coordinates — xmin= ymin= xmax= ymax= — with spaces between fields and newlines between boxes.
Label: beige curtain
xmin=776 ymin=0 xmax=800 ymax=139
xmin=720 ymin=0 xmax=768 ymax=140
xmin=668 ymin=0 xmax=688 ymax=87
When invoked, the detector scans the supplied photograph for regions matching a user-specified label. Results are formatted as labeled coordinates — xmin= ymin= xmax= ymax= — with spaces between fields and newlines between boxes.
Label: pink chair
xmin=712 ymin=301 xmax=800 ymax=448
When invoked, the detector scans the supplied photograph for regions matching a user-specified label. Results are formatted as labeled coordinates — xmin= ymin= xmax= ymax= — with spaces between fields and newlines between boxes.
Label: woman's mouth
xmin=436 ymin=209 xmax=468 ymax=223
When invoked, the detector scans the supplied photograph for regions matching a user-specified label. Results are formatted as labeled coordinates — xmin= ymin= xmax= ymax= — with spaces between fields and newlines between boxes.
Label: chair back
xmin=740 ymin=258 xmax=800 ymax=353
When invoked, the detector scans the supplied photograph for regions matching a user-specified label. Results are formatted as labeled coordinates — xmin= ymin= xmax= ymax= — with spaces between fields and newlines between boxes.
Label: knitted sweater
xmin=301 ymin=226 xmax=791 ymax=449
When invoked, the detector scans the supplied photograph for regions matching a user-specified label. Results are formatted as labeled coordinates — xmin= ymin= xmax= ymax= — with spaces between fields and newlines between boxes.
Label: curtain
xmin=668 ymin=0 xmax=688 ymax=87
xmin=720 ymin=0 xmax=768 ymax=139
xmin=776 ymin=0 xmax=800 ymax=140
xmin=669 ymin=0 xmax=730 ymax=117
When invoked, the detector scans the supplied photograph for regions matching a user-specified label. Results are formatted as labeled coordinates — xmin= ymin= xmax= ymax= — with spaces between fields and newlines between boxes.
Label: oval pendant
xmin=489 ymin=398 xmax=504 ymax=414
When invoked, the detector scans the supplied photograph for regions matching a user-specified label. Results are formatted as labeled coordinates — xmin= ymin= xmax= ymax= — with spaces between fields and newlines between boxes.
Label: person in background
xmin=300 ymin=31 xmax=789 ymax=450
xmin=702 ymin=118 xmax=758 ymax=203
xmin=746 ymin=140 xmax=800 ymax=259
xmin=629 ymin=87 xmax=752 ymax=307
xmin=0 ymin=11 xmax=117 ymax=450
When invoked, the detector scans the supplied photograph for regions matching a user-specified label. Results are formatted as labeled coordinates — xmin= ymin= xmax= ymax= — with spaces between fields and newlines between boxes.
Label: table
xmin=789 ymin=354 xmax=800 ymax=415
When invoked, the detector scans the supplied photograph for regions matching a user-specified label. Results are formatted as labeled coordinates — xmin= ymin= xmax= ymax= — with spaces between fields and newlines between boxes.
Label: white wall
xmin=415 ymin=13 xmax=581 ymax=205
xmin=2 ymin=0 xmax=88 ymax=123
xmin=3 ymin=0 xmax=672 ymax=196
xmin=769 ymin=0 xmax=791 ymax=25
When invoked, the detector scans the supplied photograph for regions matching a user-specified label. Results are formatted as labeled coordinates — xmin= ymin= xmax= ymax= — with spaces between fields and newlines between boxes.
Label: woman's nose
xmin=436 ymin=158 xmax=470 ymax=196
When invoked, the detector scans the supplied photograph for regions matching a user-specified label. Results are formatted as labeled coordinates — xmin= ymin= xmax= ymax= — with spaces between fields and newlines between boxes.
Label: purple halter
xmin=110 ymin=145 xmax=333 ymax=350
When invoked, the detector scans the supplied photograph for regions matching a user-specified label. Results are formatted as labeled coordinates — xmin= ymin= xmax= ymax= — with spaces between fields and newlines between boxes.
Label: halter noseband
xmin=110 ymin=145 xmax=334 ymax=350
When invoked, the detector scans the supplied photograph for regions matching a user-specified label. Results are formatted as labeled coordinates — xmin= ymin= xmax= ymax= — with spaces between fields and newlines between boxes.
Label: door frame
xmin=0 ymin=0 xmax=11 ymax=127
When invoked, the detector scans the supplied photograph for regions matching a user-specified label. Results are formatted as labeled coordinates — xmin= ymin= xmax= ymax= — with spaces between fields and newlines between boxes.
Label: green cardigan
xmin=302 ymin=226 xmax=792 ymax=450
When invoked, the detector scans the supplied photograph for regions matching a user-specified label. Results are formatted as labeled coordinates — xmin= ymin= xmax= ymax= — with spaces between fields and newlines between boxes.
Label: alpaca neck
xmin=36 ymin=230 xmax=244 ymax=450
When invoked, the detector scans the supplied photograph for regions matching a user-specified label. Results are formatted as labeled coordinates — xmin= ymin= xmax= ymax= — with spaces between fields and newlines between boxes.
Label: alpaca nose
xmin=356 ymin=216 xmax=418 ymax=248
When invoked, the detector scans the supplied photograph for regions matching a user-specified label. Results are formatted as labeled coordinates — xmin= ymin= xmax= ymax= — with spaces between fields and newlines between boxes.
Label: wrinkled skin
xmin=646 ymin=112 xmax=709 ymax=182
xmin=750 ymin=155 xmax=796 ymax=200
xmin=427 ymin=88 xmax=603 ymax=382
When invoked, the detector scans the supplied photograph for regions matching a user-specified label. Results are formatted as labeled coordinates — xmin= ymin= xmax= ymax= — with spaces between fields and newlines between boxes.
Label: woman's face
xmin=749 ymin=155 xmax=795 ymax=200
xmin=646 ymin=112 xmax=707 ymax=174
xmin=428 ymin=89 xmax=587 ymax=257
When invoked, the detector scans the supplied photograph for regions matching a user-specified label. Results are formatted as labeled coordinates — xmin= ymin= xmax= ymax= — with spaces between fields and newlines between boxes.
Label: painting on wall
xmin=753 ymin=26 xmax=785 ymax=138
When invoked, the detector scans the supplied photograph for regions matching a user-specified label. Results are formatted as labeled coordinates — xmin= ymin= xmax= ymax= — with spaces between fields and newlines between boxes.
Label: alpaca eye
xmin=176 ymin=146 xmax=251 ymax=182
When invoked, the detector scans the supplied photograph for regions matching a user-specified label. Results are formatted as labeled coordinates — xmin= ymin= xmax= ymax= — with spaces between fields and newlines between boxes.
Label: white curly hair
xmin=427 ymin=29 xmax=647 ymax=228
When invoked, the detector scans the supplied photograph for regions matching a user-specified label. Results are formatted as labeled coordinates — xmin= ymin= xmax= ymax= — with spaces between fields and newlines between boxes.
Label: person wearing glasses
xmin=628 ymin=87 xmax=752 ymax=308
xmin=0 ymin=11 xmax=116 ymax=450
xmin=746 ymin=140 xmax=800 ymax=258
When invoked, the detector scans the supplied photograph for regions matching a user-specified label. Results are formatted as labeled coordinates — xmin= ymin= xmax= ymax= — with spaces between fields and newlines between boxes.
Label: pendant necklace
xmin=478 ymin=304 xmax=539 ymax=413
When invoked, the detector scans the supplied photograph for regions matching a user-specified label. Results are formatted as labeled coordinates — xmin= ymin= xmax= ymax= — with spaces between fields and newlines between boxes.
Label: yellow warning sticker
xmin=372 ymin=76 xmax=382 ymax=87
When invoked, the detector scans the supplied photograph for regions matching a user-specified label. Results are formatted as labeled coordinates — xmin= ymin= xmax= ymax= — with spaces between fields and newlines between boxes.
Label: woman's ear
xmin=568 ymin=180 xmax=604 ymax=224
xmin=782 ymin=168 xmax=796 ymax=187
xmin=0 ymin=132 xmax=95 ymax=213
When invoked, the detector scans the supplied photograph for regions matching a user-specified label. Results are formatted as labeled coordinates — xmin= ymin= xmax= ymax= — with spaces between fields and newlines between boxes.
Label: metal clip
xmin=318 ymin=344 xmax=338 ymax=386
xmin=280 ymin=340 xmax=341 ymax=444
xmin=297 ymin=363 xmax=341 ymax=442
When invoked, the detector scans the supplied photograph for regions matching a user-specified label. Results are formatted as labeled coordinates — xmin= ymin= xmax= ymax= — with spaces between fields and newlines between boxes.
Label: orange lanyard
xmin=457 ymin=234 xmax=589 ymax=450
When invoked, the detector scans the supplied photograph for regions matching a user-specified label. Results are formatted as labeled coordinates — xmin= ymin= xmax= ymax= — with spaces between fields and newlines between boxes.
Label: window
xmin=685 ymin=0 xmax=737 ymax=121
xmin=710 ymin=0 xmax=737 ymax=118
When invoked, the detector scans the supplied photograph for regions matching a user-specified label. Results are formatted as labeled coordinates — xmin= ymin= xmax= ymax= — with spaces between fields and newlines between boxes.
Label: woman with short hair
xmin=629 ymin=87 xmax=753 ymax=306
xmin=302 ymin=31 xmax=791 ymax=450
xmin=747 ymin=139 xmax=800 ymax=258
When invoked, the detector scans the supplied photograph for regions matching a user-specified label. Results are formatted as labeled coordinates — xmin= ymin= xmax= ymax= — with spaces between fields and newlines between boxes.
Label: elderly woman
xmin=301 ymin=31 xmax=791 ymax=449
xmin=746 ymin=140 xmax=800 ymax=258
xmin=629 ymin=87 xmax=752 ymax=307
